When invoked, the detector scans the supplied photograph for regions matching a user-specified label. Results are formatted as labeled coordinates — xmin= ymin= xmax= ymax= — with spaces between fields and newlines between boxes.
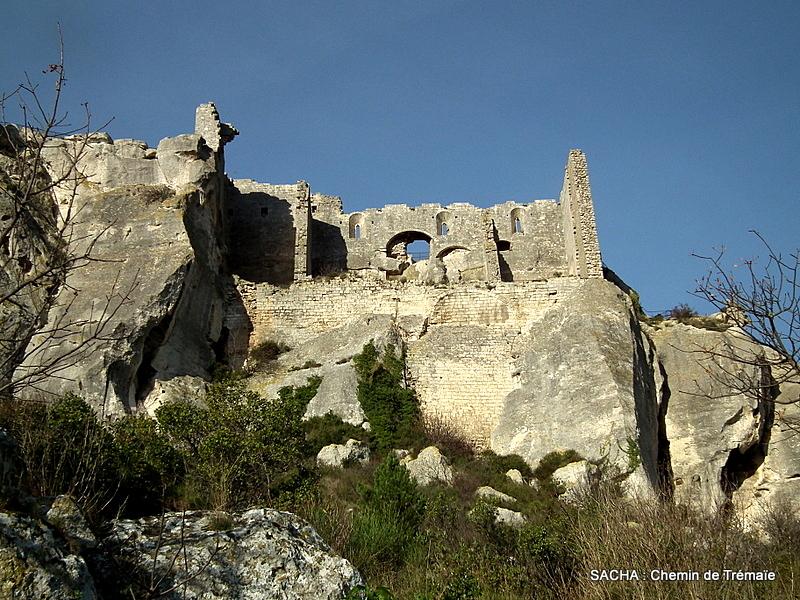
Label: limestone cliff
xmin=10 ymin=104 xmax=251 ymax=415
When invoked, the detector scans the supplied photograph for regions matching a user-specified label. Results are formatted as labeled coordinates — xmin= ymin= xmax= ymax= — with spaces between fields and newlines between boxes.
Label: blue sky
xmin=3 ymin=1 xmax=798 ymax=314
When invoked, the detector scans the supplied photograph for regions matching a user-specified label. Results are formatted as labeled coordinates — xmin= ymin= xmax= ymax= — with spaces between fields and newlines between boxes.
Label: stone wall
xmin=239 ymin=276 xmax=584 ymax=444
xmin=560 ymin=149 xmax=603 ymax=279
xmin=227 ymin=180 xmax=311 ymax=284
xmin=229 ymin=149 xmax=603 ymax=285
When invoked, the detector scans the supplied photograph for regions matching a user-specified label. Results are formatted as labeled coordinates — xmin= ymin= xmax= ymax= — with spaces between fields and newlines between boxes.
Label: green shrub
xmin=289 ymin=360 xmax=322 ymax=371
xmin=0 ymin=394 xmax=117 ymax=522
xmin=112 ymin=415 xmax=183 ymax=515
xmin=349 ymin=455 xmax=426 ymax=572
xmin=249 ymin=339 xmax=290 ymax=364
xmin=533 ymin=450 xmax=584 ymax=481
xmin=353 ymin=342 xmax=420 ymax=451
xmin=304 ymin=413 xmax=369 ymax=455
xmin=667 ymin=303 xmax=698 ymax=320
xmin=156 ymin=375 xmax=321 ymax=509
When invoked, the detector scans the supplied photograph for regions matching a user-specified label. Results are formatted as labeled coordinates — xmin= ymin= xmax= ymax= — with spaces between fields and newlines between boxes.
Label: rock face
xmin=401 ymin=446 xmax=454 ymax=486
xmin=111 ymin=508 xmax=363 ymax=600
xmin=249 ymin=315 xmax=402 ymax=427
xmin=649 ymin=323 xmax=800 ymax=521
xmin=11 ymin=104 xmax=251 ymax=414
xmin=317 ymin=439 xmax=371 ymax=468
xmin=0 ymin=511 xmax=97 ymax=599
xmin=491 ymin=279 xmax=661 ymax=490
xmin=0 ymin=127 xmax=64 ymax=389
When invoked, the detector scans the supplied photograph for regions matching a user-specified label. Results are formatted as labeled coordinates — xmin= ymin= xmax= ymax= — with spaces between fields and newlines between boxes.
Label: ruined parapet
xmin=481 ymin=212 xmax=502 ymax=283
xmin=560 ymin=149 xmax=602 ymax=278
xmin=293 ymin=181 xmax=312 ymax=281
xmin=195 ymin=102 xmax=239 ymax=154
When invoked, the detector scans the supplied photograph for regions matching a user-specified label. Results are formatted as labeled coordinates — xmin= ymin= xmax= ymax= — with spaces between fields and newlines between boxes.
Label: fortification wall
xmin=238 ymin=276 xmax=584 ymax=444
xmin=228 ymin=180 xmax=310 ymax=283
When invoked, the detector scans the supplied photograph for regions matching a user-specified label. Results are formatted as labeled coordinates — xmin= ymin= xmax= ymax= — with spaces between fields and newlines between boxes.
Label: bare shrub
xmin=420 ymin=412 xmax=477 ymax=460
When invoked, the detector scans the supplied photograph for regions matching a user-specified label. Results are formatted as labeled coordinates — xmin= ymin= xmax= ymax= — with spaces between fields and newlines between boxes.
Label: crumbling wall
xmin=227 ymin=180 xmax=311 ymax=284
xmin=239 ymin=277 xmax=583 ymax=444
xmin=560 ymin=149 xmax=602 ymax=279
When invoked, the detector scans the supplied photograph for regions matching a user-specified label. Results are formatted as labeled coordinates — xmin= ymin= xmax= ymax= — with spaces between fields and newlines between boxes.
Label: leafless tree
xmin=0 ymin=25 xmax=136 ymax=397
xmin=693 ymin=231 xmax=799 ymax=416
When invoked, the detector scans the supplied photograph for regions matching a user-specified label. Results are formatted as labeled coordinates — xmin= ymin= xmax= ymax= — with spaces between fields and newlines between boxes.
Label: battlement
xmin=227 ymin=150 xmax=603 ymax=285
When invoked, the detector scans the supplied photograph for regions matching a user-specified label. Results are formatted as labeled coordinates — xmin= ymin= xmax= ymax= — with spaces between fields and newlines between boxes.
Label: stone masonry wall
xmin=228 ymin=180 xmax=310 ymax=284
xmin=239 ymin=276 xmax=584 ymax=444
xmin=560 ymin=149 xmax=602 ymax=278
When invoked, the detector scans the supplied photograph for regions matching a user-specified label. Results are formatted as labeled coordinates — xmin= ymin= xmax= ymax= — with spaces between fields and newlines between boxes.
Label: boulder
xmin=552 ymin=460 xmax=598 ymax=504
xmin=492 ymin=279 xmax=661 ymax=493
xmin=317 ymin=439 xmax=370 ymax=469
xmin=45 ymin=495 xmax=97 ymax=551
xmin=110 ymin=508 xmax=363 ymax=599
xmin=143 ymin=375 xmax=208 ymax=416
xmin=303 ymin=364 xmax=366 ymax=427
xmin=475 ymin=486 xmax=516 ymax=504
xmin=505 ymin=469 xmax=524 ymax=485
xmin=401 ymin=446 xmax=454 ymax=486
xmin=493 ymin=507 xmax=527 ymax=528
xmin=0 ymin=511 xmax=97 ymax=599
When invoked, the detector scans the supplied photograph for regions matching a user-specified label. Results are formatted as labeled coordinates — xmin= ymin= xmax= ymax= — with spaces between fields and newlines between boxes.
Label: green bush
xmin=533 ymin=450 xmax=584 ymax=481
xmin=349 ymin=455 xmax=426 ymax=572
xmin=156 ymin=375 xmax=321 ymax=509
xmin=667 ymin=303 xmax=698 ymax=320
xmin=303 ymin=413 xmax=369 ymax=456
xmin=248 ymin=339 xmax=290 ymax=364
xmin=111 ymin=415 xmax=184 ymax=515
xmin=353 ymin=342 xmax=420 ymax=451
xmin=0 ymin=394 xmax=117 ymax=522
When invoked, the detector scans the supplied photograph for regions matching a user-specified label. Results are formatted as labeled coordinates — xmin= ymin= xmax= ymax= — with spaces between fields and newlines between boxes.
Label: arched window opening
xmin=510 ymin=207 xmax=524 ymax=235
xmin=386 ymin=230 xmax=433 ymax=263
xmin=348 ymin=213 xmax=365 ymax=239
xmin=497 ymin=240 xmax=511 ymax=251
xmin=436 ymin=210 xmax=452 ymax=238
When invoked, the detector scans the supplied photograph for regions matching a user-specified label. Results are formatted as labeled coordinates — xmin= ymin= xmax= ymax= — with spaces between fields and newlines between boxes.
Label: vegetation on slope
xmin=0 ymin=342 xmax=798 ymax=599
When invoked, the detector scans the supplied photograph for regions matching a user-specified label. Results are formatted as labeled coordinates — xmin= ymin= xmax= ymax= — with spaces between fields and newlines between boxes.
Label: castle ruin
xmin=226 ymin=149 xmax=602 ymax=285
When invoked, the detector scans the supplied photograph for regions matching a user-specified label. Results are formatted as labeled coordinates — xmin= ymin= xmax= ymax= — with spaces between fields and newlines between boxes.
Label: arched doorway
xmin=386 ymin=230 xmax=433 ymax=263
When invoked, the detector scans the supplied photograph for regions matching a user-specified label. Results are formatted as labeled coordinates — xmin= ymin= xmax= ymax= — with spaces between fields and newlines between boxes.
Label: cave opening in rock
xmin=134 ymin=311 xmax=175 ymax=403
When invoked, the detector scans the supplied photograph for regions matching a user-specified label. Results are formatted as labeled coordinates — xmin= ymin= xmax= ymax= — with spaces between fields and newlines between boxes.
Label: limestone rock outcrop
xmin=11 ymin=104 xmax=250 ymax=415
xmin=491 ymin=279 xmax=661 ymax=492
xmin=401 ymin=446 xmax=454 ymax=486
xmin=475 ymin=486 xmax=517 ymax=504
xmin=317 ymin=439 xmax=371 ymax=468
xmin=649 ymin=322 xmax=800 ymax=522
xmin=0 ymin=511 xmax=97 ymax=599
xmin=110 ymin=508 xmax=363 ymax=599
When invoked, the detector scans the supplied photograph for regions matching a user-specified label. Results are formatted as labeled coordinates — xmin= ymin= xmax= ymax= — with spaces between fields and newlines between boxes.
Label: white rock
xmin=552 ymin=460 xmax=597 ymax=504
xmin=475 ymin=486 xmax=516 ymax=504
xmin=316 ymin=439 xmax=370 ymax=469
xmin=505 ymin=468 xmax=524 ymax=485
xmin=494 ymin=507 xmax=527 ymax=528
xmin=111 ymin=509 xmax=363 ymax=599
xmin=402 ymin=446 xmax=454 ymax=486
